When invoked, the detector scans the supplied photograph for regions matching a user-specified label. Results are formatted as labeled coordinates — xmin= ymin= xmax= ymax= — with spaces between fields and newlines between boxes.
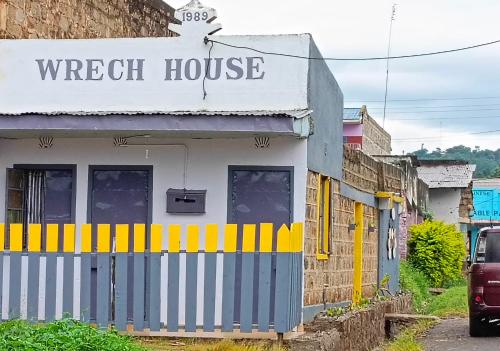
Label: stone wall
xmin=362 ymin=114 xmax=391 ymax=156
xmin=304 ymin=172 xmax=380 ymax=306
xmin=1 ymin=0 xmax=176 ymax=39
xmin=290 ymin=294 xmax=413 ymax=351
xmin=343 ymin=147 xmax=379 ymax=194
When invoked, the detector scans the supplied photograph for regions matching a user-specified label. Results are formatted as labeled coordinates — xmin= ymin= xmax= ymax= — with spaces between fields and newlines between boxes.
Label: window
xmin=317 ymin=174 xmax=331 ymax=260
xmin=6 ymin=166 xmax=75 ymax=249
xmin=476 ymin=233 xmax=500 ymax=263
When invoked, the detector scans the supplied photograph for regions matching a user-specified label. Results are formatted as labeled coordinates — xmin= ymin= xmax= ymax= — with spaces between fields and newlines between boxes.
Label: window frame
xmin=316 ymin=174 xmax=332 ymax=260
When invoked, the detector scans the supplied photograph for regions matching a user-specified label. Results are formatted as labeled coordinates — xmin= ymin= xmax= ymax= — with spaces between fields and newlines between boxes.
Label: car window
xmin=476 ymin=233 xmax=500 ymax=263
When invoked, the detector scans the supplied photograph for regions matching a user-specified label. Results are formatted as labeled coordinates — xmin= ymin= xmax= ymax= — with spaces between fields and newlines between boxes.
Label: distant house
xmin=417 ymin=160 xmax=476 ymax=234
xmin=343 ymin=105 xmax=391 ymax=156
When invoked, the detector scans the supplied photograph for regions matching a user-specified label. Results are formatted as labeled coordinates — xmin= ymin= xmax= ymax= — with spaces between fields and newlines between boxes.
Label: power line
xmin=392 ymin=129 xmax=500 ymax=141
xmin=346 ymin=96 xmax=500 ymax=102
xmin=205 ymin=37 xmax=500 ymax=61
xmin=389 ymin=115 xmax=500 ymax=121
xmin=367 ymin=103 xmax=500 ymax=110
xmin=376 ymin=107 xmax=500 ymax=114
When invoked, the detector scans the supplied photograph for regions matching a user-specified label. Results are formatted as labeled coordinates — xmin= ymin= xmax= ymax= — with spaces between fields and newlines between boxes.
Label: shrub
xmin=407 ymin=221 xmax=466 ymax=288
xmin=400 ymin=261 xmax=431 ymax=312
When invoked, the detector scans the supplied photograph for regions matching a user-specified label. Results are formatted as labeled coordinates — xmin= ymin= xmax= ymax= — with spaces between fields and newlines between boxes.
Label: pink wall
xmin=343 ymin=124 xmax=363 ymax=137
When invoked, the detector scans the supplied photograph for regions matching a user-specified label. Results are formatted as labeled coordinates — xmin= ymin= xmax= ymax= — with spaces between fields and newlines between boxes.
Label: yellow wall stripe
xmin=10 ymin=224 xmax=23 ymax=252
xmin=277 ymin=224 xmax=291 ymax=253
xmin=81 ymin=224 xmax=92 ymax=253
xmin=97 ymin=224 xmax=111 ymax=253
xmin=353 ymin=202 xmax=364 ymax=305
xmin=187 ymin=225 xmax=200 ymax=253
xmin=0 ymin=224 xmax=5 ymax=252
xmin=242 ymin=224 xmax=256 ymax=253
xmin=259 ymin=223 xmax=273 ymax=253
xmin=224 ymin=224 xmax=237 ymax=253
xmin=291 ymin=222 xmax=304 ymax=253
xmin=205 ymin=224 xmax=218 ymax=253
xmin=115 ymin=224 xmax=129 ymax=253
xmin=168 ymin=225 xmax=181 ymax=253
xmin=63 ymin=224 xmax=76 ymax=253
xmin=46 ymin=224 xmax=59 ymax=253
xmin=151 ymin=224 xmax=163 ymax=253
xmin=28 ymin=224 xmax=42 ymax=252
xmin=322 ymin=177 xmax=330 ymax=254
xmin=134 ymin=224 xmax=146 ymax=253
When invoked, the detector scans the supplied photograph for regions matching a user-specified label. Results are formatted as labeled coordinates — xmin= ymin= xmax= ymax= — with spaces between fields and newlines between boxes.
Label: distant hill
xmin=409 ymin=145 xmax=500 ymax=178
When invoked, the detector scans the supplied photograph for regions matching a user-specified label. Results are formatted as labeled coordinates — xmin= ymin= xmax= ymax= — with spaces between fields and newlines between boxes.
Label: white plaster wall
xmin=0 ymin=136 xmax=308 ymax=251
xmin=428 ymin=188 xmax=462 ymax=226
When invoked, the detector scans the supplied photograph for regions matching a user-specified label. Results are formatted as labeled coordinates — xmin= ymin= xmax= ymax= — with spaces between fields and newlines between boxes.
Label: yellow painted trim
xmin=205 ymin=224 xmax=218 ymax=253
xmin=168 ymin=225 xmax=181 ymax=253
xmin=81 ymin=224 xmax=92 ymax=253
xmin=186 ymin=225 xmax=199 ymax=253
xmin=291 ymin=222 xmax=304 ymax=253
xmin=28 ymin=224 xmax=42 ymax=252
xmin=224 ymin=224 xmax=237 ymax=253
xmin=151 ymin=224 xmax=163 ymax=253
xmin=97 ymin=224 xmax=111 ymax=253
xmin=353 ymin=202 xmax=364 ymax=305
xmin=322 ymin=177 xmax=330 ymax=254
xmin=393 ymin=195 xmax=404 ymax=204
xmin=277 ymin=224 xmax=291 ymax=253
xmin=134 ymin=224 xmax=146 ymax=253
xmin=316 ymin=174 xmax=331 ymax=260
xmin=115 ymin=224 xmax=129 ymax=253
xmin=63 ymin=224 xmax=76 ymax=253
xmin=10 ymin=224 xmax=23 ymax=252
xmin=242 ymin=224 xmax=256 ymax=253
xmin=46 ymin=224 xmax=59 ymax=253
xmin=316 ymin=173 xmax=322 ymax=258
xmin=375 ymin=191 xmax=392 ymax=198
xmin=260 ymin=223 xmax=273 ymax=253
xmin=0 ymin=224 xmax=5 ymax=252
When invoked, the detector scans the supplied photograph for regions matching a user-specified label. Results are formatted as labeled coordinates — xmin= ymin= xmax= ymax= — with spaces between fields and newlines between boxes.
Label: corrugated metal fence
xmin=0 ymin=222 xmax=303 ymax=336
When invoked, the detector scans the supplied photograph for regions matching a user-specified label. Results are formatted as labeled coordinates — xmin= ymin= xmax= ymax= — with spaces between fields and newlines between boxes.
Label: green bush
xmin=408 ymin=221 xmax=466 ymax=288
xmin=400 ymin=261 xmax=431 ymax=312
xmin=0 ymin=319 xmax=145 ymax=351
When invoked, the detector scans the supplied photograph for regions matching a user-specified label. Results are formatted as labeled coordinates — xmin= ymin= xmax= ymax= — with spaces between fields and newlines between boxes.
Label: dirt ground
xmin=421 ymin=318 xmax=500 ymax=350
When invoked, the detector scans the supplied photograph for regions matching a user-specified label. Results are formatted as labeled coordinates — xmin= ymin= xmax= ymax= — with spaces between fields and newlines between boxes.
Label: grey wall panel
xmin=340 ymin=182 xmax=377 ymax=208
xmin=306 ymin=37 xmax=344 ymax=180
xmin=167 ymin=253 xmax=180 ymax=332
xmin=377 ymin=205 xmax=401 ymax=294
xmin=274 ymin=253 xmax=291 ymax=333
xmin=0 ymin=253 xmax=3 ymax=320
xmin=62 ymin=253 xmax=74 ymax=317
xmin=27 ymin=253 xmax=40 ymax=322
xmin=133 ymin=253 xmax=145 ymax=331
xmin=203 ymin=253 xmax=217 ymax=332
xmin=221 ymin=253 xmax=236 ymax=332
xmin=79 ymin=254 xmax=91 ymax=322
xmin=45 ymin=253 xmax=57 ymax=322
xmin=115 ymin=254 xmax=128 ymax=331
xmin=96 ymin=254 xmax=110 ymax=329
xmin=185 ymin=253 xmax=198 ymax=333
xmin=149 ymin=253 xmax=161 ymax=332
xmin=257 ymin=253 xmax=272 ymax=332
xmin=8 ymin=253 xmax=21 ymax=319
xmin=239 ymin=253 xmax=255 ymax=333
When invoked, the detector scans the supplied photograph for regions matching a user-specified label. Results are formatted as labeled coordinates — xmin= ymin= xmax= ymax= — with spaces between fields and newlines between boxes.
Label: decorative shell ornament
xmin=168 ymin=0 xmax=222 ymax=39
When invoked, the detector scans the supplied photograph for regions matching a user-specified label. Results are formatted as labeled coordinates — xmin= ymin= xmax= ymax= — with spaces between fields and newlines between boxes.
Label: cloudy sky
xmin=166 ymin=0 xmax=500 ymax=154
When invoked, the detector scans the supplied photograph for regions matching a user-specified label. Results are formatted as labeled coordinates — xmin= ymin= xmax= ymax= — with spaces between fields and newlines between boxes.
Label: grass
xmin=0 ymin=319 xmax=145 ymax=351
xmin=137 ymin=339 xmax=285 ymax=351
xmin=425 ymin=284 xmax=468 ymax=318
xmin=399 ymin=261 xmax=431 ymax=313
xmin=382 ymin=320 xmax=438 ymax=351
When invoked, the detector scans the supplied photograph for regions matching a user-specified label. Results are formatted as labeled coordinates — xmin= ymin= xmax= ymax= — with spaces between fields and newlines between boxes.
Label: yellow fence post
xmin=28 ymin=224 xmax=42 ymax=252
xmin=134 ymin=224 xmax=146 ymax=253
xmin=97 ymin=224 xmax=110 ymax=253
xmin=81 ymin=224 xmax=92 ymax=253
xmin=353 ymin=202 xmax=364 ymax=305
xmin=0 ymin=224 xmax=5 ymax=252
xmin=168 ymin=225 xmax=181 ymax=253
xmin=64 ymin=224 xmax=76 ymax=253
xmin=46 ymin=224 xmax=59 ymax=253
xmin=187 ymin=225 xmax=200 ymax=253
xmin=205 ymin=224 xmax=218 ymax=253
xmin=151 ymin=224 xmax=163 ymax=253
xmin=115 ymin=224 xmax=129 ymax=253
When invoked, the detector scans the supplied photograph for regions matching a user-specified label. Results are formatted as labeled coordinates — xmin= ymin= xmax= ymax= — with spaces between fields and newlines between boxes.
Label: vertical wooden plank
xmin=63 ymin=224 xmax=75 ymax=317
xmin=149 ymin=224 xmax=162 ymax=332
xmin=221 ymin=224 xmax=237 ymax=332
xmin=45 ymin=224 xmax=59 ymax=322
xmin=0 ymin=224 xmax=4 ymax=321
xmin=115 ymin=224 xmax=129 ymax=331
xmin=167 ymin=224 xmax=181 ymax=332
xmin=27 ymin=224 xmax=41 ymax=322
xmin=274 ymin=225 xmax=292 ymax=333
xmin=96 ymin=224 xmax=110 ymax=329
xmin=80 ymin=224 xmax=92 ymax=323
xmin=353 ymin=202 xmax=364 ymax=305
xmin=203 ymin=224 xmax=218 ymax=332
xmin=185 ymin=225 xmax=199 ymax=332
xmin=9 ymin=224 xmax=23 ymax=319
xmin=257 ymin=223 xmax=273 ymax=332
xmin=239 ymin=224 xmax=256 ymax=333
xmin=133 ymin=224 xmax=146 ymax=331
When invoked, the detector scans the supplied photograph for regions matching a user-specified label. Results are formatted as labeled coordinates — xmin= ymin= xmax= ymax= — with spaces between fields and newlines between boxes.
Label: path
xmin=422 ymin=318 xmax=500 ymax=350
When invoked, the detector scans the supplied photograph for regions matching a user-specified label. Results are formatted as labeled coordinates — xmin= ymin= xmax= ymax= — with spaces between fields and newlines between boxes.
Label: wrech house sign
xmin=35 ymin=57 xmax=266 ymax=82
xmin=0 ymin=1 xmax=310 ymax=114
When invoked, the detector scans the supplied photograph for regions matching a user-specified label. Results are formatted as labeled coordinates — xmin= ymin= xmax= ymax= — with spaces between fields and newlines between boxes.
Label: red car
xmin=469 ymin=227 xmax=500 ymax=337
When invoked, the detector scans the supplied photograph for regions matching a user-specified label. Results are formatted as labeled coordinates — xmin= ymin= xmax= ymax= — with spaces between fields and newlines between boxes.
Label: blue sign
xmin=472 ymin=188 xmax=500 ymax=221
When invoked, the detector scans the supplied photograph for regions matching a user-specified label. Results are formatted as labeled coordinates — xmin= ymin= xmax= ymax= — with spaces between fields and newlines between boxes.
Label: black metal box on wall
xmin=166 ymin=189 xmax=207 ymax=214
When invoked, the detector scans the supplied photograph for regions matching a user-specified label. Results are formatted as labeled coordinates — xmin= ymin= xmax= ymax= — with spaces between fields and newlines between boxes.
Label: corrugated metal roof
xmin=474 ymin=178 xmax=500 ymax=189
xmin=343 ymin=108 xmax=362 ymax=122
xmin=0 ymin=109 xmax=312 ymax=119
xmin=417 ymin=164 xmax=476 ymax=188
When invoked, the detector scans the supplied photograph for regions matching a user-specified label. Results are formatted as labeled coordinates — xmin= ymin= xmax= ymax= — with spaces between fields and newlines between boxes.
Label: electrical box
xmin=166 ymin=189 xmax=206 ymax=214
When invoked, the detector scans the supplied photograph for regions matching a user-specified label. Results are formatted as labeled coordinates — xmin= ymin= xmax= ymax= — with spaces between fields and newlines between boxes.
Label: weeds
xmin=383 ymin=320 xmax=438 ymax=351
xmin=425 ymin=285 xmax=468 ymax=318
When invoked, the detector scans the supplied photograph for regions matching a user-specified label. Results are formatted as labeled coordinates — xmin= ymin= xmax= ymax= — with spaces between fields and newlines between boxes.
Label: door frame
xmin=226 ymin=165 xmax=294 ymax=224
xmin=86 ymin=165 xmax=154 ymax=227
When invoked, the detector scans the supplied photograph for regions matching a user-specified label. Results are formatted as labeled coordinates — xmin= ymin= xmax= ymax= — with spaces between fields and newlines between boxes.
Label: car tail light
xmin=475 ymin=295 xmax=483 ymax=303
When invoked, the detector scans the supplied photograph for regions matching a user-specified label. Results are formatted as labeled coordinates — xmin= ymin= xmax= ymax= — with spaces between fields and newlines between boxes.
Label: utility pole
xmin=382 ymin=4 xmax=397 ymax=128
